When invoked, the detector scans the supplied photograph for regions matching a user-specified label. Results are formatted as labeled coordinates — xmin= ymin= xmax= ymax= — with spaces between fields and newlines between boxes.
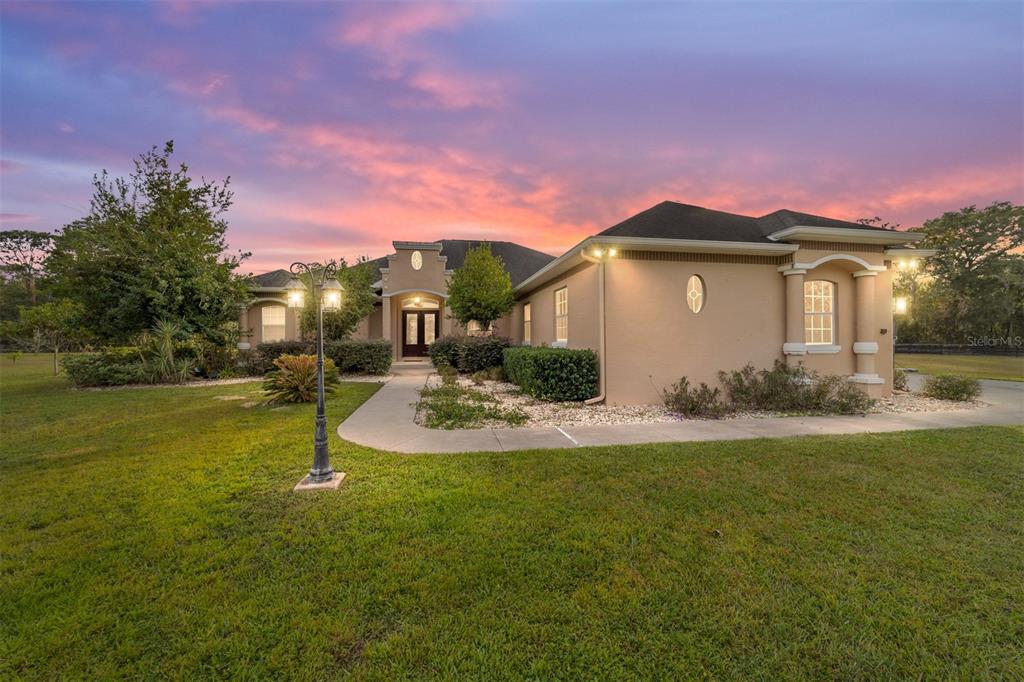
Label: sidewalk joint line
xmin=556 ymin=427 xmax=579 ymax=446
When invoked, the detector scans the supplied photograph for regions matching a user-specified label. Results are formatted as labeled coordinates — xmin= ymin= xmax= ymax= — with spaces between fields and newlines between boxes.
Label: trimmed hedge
xmin=429 ymin=335 xmax=510 ymax=373
xmin=63 ymin=348 xmax=143 ymax=387
xmin=503 ymin=346 xmax=599 ymax=402
xmin=325 ymin=339 xmax=393 ymax=375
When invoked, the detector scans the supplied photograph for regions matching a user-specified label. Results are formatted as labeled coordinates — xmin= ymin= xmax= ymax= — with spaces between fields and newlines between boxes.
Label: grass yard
xmin=897 ymin=352 xmax=1024 ymax=382
xmin=2 ymin=354 xmax=1022 ymax=679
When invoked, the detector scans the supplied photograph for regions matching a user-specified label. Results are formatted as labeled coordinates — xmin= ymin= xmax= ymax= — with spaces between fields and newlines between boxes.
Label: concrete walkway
xmin=337 ymin=371 xmax=1023 ymax=453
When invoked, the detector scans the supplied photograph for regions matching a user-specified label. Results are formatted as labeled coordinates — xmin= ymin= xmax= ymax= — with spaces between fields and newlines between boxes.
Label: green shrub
xmin=893 ymin=368 xmax=909 ymax=392
xmin=428 ymin=334 xmax=509 ymax=373
xmin=471 ymin=370 xmax=488 ymax=385
xmin=503 ymin=347 xmax=598 ymax=402
xmin=717 ymin=360 xmax=871 ymax=414
xmin=263 ymin=354 xmax=339 ymax=403
xmin=63 ymin=349 xmax=144 ymax=387
xmin=325 ymin=339 xmax=392 ymax=375
xmin=923 ymin=374 xmax=981 ymax=401
xmin=255 ymin=340 xmax=313 ymax=373
xmin=661 ymin=377 xmax=728 ymax=418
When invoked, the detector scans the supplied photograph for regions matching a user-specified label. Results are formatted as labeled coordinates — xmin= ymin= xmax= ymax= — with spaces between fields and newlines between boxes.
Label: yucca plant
xmin=263 ymin=354 xmax=339 ymax=403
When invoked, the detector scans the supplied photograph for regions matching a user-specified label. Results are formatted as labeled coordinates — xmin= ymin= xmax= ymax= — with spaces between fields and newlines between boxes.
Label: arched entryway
xmin=400 ymin=294 xmax=441 ymax=358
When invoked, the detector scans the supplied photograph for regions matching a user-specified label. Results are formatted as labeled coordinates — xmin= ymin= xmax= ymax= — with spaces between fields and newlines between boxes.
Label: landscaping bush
xmin=255 ymin=340 xmax=313 ymax=372
xmin=893 ymin=368 xmax=909 ymax=392
xmin=263 ymin=354 xmax=339 ymax=403
xmin=923 ymin=374 xmax=981 ymax=401
xmin=325 ymin=339 xmax=392 ymax=375
xmin=716 ymin=360 xmax=871 ymax=415
xmin=428 ymin=334 xmax=509 ymax=373
xmin=62 ymin=348 xmax=144 ymax=387
xmin=503 ymin=347 xmax=599 ymax=402
xmin=661 ymin=377 xmax=728 ymax=418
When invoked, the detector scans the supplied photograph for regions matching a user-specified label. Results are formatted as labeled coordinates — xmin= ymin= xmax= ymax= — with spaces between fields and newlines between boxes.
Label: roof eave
xmin=767 ymin=225 xmax=926 ymax=245
xmin=514 ymin=236 xmax=799 ymax=296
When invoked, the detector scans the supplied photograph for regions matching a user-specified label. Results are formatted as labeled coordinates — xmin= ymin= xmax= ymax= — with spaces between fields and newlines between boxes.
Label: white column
xmin=782 ymin=268 xmax=806 ymax=356
xmin=381 ymin=296 xmax=393 ymax=358
xmin=852 ymin=270 xmax=883 ymax=384
xmin=237 ymin=306 xmax=251 ymax=350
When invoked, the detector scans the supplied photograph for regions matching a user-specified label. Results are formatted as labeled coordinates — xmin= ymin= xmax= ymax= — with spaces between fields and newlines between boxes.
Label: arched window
xmin=686 ymin=275 xmax=705 ymax=314
xmin=804 ymin=280 xmax=835 ymax=345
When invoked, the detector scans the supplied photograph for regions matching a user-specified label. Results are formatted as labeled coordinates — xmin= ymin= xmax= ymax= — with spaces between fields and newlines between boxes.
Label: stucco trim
xmin=392 ymin=241 xmax=443 ymax=251
xmin=783 ymin=342 xmax=807 ymax=355
xmin=851 ymin=373 xmax=885 ymax=384
xmin=780 ymin=253 xmax=886 ymax=273
xmin=885 ymin=247 xmax=938 ymax=258
xmin=768 ymin=226 xmax=926 ymax=245
xmin=248 ymin=296 xmax=287 ymax=305
xmin=382 ymin=288 xmax=449 ymax=299
xmin=853 ymin=342 xmax=879 ymax=354
xmin=806 ymin=344 xmax=842 ymax=354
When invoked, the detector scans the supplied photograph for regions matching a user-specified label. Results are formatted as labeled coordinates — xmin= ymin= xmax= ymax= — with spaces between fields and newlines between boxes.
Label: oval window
xmin=686 ymin=275 xmax=705 ymax=314
xmin=411 ymin=251 xmax=423 ymax=270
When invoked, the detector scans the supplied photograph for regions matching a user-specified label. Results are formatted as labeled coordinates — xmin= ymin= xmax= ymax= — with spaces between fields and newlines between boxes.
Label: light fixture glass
xmin=593 ymin=248 xmax=603 ymax=258
xmin=322 ymin=277 xmax=344 ymax=312
xmin=608 ymin=248 xmax=617 ymax=257
xmin=286 ymin=277 xmax=305 ymax=308
xmin=894 ymin=296 xmax=908 ymax=314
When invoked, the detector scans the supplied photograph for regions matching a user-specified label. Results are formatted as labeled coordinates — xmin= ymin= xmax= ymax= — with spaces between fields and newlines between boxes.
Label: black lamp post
xmin=287 ymin=261 xmax=344 ymax=484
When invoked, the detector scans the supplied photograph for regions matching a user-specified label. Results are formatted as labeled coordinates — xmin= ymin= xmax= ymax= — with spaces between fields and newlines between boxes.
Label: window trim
xmin=523 ymin=302 xmax=532 ymax=345
xmin=261 ymin=304 xmax=287 ymax=343
xmin=554 ymin=287 xmax=568 ymax=343
xmin=686 ymin=274 xmax=705 ymax=314
xmin=804 ymin=280 xmax=836 ymax=346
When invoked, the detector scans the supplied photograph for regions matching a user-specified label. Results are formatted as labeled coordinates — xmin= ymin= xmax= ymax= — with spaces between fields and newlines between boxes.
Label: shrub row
xmin=253 ymin=339 xmax=391 ymax=375
xmin=503 ymin=346 xmax=599 ymax=402
xmin=325 ymin=339 xmax=392 ymax=375
xmin=428 ymin=335 xmax=510 ymax=373
xmin=63 ymin=348 xmax=144 ymax=387
xmin=661 ymin=360 xmax=874 ymax=418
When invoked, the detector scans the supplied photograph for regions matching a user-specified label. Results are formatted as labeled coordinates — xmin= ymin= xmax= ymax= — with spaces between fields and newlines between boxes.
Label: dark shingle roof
xmin=249 ymin=269 xmax=293 ymax=288
xmin=250 ymin=241 xmax=554 ymax=291
xmin=598 ymin=201 xmax=894 ymax=242
xmin=437 ymin=239 xmax=555 ymax=287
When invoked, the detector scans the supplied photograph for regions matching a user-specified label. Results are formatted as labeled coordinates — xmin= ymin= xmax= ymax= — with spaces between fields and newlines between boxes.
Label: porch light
xmin=322 ymin=277 xmax=344 ymax=312
xmin=592 ymin=248 xmax=604 ymax=258
xmin=286 ymin=277 xmax=305 ymax=308
xmin=894 ymin=296 xmax=908 ymax=315
xmin=414 ymin=295 xmax=422 ymax=305
xmin=608 ymin=248 xmax=617 ymax=257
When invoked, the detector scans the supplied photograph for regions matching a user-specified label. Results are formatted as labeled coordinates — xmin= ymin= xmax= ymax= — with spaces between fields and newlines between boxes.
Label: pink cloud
xmin=208 ymin=105 xmax=279 ymax=133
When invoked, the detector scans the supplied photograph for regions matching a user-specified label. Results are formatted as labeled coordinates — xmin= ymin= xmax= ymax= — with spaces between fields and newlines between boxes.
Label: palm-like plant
xmin=263 ymin=354 xmax=339 ymax=403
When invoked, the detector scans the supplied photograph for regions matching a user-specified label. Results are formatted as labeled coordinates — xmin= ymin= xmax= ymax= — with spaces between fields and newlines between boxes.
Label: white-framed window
xmin=686 ymin=274 xmax=705 ymax=314
xmin=262 ymin=305 xmax=286 ymax=343
xmin=523 ymin=302 xmax=532 ymax=345
xmin=466 ymin=320 xmax=493 ymax=336
xmin=554 ymin=287 xmax=568 ymax=343
xmin=804 ymin=280 xmax=835 ymax=345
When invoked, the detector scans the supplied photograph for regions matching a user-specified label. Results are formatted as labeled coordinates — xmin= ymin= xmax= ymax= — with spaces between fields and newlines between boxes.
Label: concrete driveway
xmin=337 ymin=371 xmax=1023 ymax=454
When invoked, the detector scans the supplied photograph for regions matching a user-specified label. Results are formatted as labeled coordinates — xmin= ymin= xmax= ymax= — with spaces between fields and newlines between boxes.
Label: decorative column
xmin=852 ymin=270 xmax=883 ymax=385
xmin=237 ymin=306 xmax=250 ymax=349
xmin=381 ymin=296 xmax=393 ymax=355
xmin=782 ymin=268 xmax=806 ymax=356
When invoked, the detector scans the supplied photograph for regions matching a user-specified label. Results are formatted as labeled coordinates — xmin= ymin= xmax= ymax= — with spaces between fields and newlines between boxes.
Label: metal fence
xmin=895 ymin=343 xmax=1024 ymax=357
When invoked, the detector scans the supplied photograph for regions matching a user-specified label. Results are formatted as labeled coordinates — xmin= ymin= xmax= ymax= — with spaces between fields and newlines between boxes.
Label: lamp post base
xmin=293 ymin=471 xmax=347 ymax=492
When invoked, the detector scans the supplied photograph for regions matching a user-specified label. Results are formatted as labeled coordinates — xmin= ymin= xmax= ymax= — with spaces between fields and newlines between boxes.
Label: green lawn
xmin=2 ymin=354 xmax=1022 ymax=679
xmin=896 ymin=353 xmax=1024 ymax=382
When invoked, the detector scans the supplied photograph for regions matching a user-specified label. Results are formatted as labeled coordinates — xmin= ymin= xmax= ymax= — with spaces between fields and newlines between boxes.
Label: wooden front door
xmin=402 ymin=310 xmax=438 ymax=357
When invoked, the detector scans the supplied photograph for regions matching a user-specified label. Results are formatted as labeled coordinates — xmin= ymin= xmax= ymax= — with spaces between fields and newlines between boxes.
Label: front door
xmin=402 ymin=310 xmax=438 ymax=357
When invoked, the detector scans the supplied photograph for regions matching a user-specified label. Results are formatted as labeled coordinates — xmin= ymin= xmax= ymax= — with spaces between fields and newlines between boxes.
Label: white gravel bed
xmin=422 ymin=375 xmax=982 ymax=428
xmin=870 ymin=391 xmax=983 ymax=413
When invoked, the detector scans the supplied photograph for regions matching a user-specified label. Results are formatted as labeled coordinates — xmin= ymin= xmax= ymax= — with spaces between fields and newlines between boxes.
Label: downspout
xmin=583 ymin=254 xmax=607 ymax=405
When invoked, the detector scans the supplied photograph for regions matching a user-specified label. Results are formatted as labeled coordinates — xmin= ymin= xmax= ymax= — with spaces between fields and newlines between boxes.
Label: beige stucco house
xmin=240 ymin=201 xmax=931 ymax=404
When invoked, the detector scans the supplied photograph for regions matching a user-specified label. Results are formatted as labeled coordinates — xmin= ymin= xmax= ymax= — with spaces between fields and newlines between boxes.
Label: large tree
xmin=299 ymin=258 xmax=378 ymax=341
xmin=0 ymin=230 xmax=54 ymax=319
xmin=47 ymin=142 xmax=251 ymax=343
xmin=446 ymin=243 xmax=514 ymax=330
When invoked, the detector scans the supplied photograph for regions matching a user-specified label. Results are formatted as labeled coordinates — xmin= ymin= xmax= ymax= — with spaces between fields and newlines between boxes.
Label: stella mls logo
xmin=966 ymin=335 xmax=1023 ymax=347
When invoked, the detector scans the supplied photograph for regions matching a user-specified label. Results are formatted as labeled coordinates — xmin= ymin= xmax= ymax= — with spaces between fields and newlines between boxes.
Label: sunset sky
xmin=2 ymin=1 xmax=1021 ymax=273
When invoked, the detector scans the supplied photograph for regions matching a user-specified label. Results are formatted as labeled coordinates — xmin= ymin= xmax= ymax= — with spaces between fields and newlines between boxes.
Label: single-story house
xmin=240 ymin=201 xmax=932 ymax=404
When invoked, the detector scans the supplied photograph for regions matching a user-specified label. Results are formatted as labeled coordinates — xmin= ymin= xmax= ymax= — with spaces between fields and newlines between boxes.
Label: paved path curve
xmin=337 ymin=372 xmax=1023 ymax=453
